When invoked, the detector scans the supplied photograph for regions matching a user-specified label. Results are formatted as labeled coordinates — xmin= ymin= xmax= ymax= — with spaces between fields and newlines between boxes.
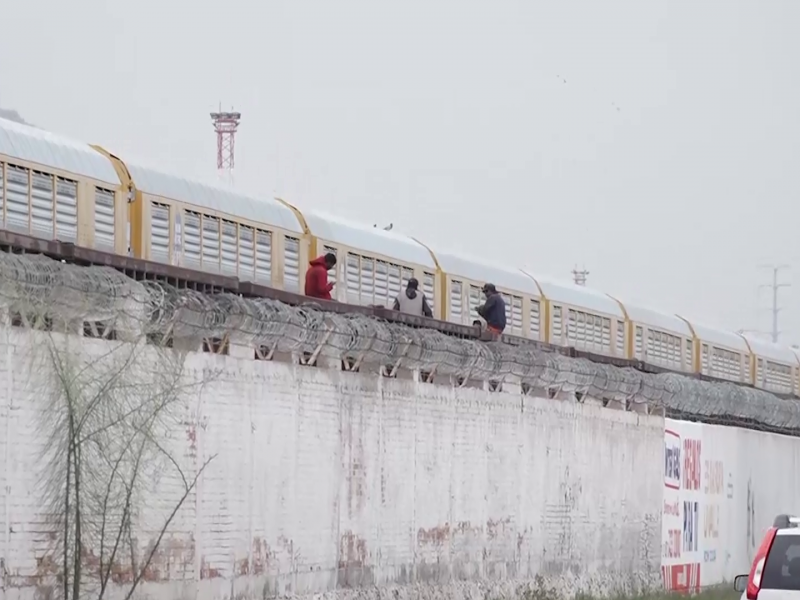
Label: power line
xmin=757 ymin=264 xmax=791 ymax=343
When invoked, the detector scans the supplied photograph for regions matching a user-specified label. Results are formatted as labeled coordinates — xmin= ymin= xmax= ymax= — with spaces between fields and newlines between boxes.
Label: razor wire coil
xmin=1 ymin=251 xmax=798 ymax=433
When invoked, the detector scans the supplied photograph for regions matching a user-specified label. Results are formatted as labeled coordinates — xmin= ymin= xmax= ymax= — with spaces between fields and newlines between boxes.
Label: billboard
xmin=662 ymin=421 xmax=703 ymax=592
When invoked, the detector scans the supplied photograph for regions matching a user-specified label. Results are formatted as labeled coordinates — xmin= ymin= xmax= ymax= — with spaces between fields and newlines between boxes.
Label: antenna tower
xmin=758 ymin=264 xmax=791 ymax=343
xmin=572 ymin=265 xmax=589 ymax=286
xmin=210 ymin=105 xmax=241 ymax=184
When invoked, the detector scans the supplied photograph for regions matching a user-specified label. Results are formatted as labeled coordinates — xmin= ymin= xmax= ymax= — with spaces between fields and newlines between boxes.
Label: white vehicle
xmin=735 ymin=515 xmax=800 ymax=600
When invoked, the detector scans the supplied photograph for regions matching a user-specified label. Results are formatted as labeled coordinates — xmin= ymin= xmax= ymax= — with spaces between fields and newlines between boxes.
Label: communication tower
xmin=572 ymin=265 xmax=589 ymax=286
xmin=210 ymin=105 xmax=241 ymax=184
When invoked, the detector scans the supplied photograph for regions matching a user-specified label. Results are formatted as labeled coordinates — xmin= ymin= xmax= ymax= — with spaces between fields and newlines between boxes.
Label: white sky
xmin=2 ymin=0 xmax=799 ymax=343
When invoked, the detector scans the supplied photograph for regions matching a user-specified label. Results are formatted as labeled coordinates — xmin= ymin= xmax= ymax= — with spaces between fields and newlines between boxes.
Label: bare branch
xmin=98 ymin=432 xmax=149 ymax=600
xmin=29 ymin=316 xmax=215 ymax=600
xmin=124 ymin=454 xmax=217 ymax=600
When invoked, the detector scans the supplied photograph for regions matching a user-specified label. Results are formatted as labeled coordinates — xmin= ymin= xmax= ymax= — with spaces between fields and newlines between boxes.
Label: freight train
xmin=0 ymin=116 xmax=797 ymax=395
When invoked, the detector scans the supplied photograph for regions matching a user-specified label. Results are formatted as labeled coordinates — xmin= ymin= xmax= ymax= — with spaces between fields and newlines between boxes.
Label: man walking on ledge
xmin=305 ymin=252 xmax=337 ymax=301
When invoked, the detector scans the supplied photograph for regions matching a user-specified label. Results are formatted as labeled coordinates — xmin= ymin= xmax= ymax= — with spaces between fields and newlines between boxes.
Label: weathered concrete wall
xmin=0 ymin=328 xmax=663 ymax=600
xmin=660 ymin=418 xmax=800 ymax=592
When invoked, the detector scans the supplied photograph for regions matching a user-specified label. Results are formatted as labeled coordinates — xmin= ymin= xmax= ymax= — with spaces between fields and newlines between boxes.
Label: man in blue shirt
xmin=477 ymin=283 xmax=506 ymax=334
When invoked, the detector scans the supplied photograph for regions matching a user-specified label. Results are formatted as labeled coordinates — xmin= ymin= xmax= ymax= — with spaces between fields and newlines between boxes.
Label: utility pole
xmin=758 ymin=264 xmax=791 ymax=343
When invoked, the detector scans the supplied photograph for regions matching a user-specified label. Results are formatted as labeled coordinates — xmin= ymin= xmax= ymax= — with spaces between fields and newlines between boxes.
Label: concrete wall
xmin=660 ymin=418 xmax=800 ymax=593
xmin=0 ymin=328 xmax=664 ymax=600
xmin=7 ymin=328 xmax=799 ymax=599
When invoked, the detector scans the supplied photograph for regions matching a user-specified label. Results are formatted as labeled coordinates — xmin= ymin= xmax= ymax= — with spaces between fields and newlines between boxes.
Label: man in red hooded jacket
xmin=304 ymin=253 xmax=337 ymax=300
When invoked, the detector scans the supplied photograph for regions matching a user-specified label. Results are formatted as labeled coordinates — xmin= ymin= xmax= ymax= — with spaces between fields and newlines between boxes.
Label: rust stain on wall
xmin=344 ymin=421 xmax=367 ymax=520
xmin=250 ymin=537 xmax=275 ymax=575
xmin=417 ymin=523 xmax=450 ymax=546
xmin=486 ymin=517 xmax=513 ymax=540
xmin=417 ymin=518 xmax=517 ymax=547
xmin=338 ymin=531 xmax=368 ymax=568
xmin=142 ymin=536 xmax=195 ymax=582
xmin=236 ymin=536 xmax=295 ymax=576
xmin=6 ymin=552 xmax=62 ymax=589
xmin=185 ymin=422 xmax=197 ymax=456
xmin=80 ymin=547 xmax=134 ymax=585
xmin=199 ymin=557 xmax=222 ymax=580
xmin=417 ymin=521 xmax=477 ymax=546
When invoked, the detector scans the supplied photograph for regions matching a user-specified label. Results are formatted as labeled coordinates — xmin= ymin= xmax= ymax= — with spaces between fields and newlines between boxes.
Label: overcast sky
xmin=2 ymin=1 xmax=799 ymax=343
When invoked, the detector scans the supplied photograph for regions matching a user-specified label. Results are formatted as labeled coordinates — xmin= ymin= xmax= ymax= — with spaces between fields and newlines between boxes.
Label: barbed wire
xmin=1 ymin=251 xmax=799 ymax=434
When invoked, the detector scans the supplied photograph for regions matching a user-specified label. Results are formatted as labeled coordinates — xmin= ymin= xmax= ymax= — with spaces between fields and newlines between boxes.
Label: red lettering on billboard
xmin=663 ymin=563 xmax=701 ymax=592
xmin=682 ymin=439 xmax=701 ymax=491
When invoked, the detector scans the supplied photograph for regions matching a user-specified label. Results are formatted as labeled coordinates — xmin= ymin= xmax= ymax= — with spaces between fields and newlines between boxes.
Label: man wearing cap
xmin=477 ymin=283 xmax=506 ymax=335
xmin=393 ymin=277 xmax=434 ymax=317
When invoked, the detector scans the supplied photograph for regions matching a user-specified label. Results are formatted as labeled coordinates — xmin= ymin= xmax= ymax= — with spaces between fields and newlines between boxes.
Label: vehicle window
xmin=762 ymin=536 xmax=800 ymax=590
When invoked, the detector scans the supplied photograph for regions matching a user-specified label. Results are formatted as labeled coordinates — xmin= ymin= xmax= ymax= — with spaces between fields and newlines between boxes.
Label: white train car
xmin=300 ymin=210 xmax=439 ymax=311
xmin=741 ymin=333 xmax=798 ymax=395
xmin=614 ymin=300 xmax=695 ymax=372
xmin=529 ymin=273 xmax=627 ymax=357
xmin=8 ymin=118 xmax=800 ymax=397
xmin=98 ymin=152 xmax=306 ymax=291
xmin=0 ymin=118 xmax=127 ymax=253
xmin=684 ymin=320 xmax=750 ymax=384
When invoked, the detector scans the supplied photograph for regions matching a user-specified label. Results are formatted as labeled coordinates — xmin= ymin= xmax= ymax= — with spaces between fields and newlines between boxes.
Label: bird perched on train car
xmin=477 ymin=283 xmax=506 ymax=335
xmin=305 ymin=253 xmax=337 ymax=301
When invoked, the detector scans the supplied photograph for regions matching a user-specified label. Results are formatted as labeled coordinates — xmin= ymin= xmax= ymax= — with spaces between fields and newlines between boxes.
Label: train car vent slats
xmin=30 ymin=171 xmax=53 ymax=238
xmin=765 ymin=361 xmax=793 ymax=394
xmin=341 ymin=252 xmax=419 ymax=308
xmin=283 ymin=236 xmax=300 ymax=292
xmin=710 ymin=348 xmax=741 ymax=381
xmin=150 ymin=202 xmax=170 ymax=263
xmin=511 ymin=296 xmax=523 ymax=335
xmin=238 ymin=225 xmax=255 ymax=282
xmin=183 ymin=211 xmax=202 ymax=270
xmin=566 ymin=309 xmax=612 ymax=354
xmin=55 ymin=177 xmax=77 ymax=243
xmin=94 ymin=188 xmax=115 ymax=251
xmin=254 ymin=229 xmax=272 ymax=285
xmin=616 ymin=322 xmax=625 ymax=356
xmin=551 ymin=305 xmax=563 ymax=345
xmin=450 ymin=280 xmax=463 ymax=324
xmin=375 ymin=260 xmax=389 ymax=307
xmin=220 ymin=219 xmax=238 ymax=276
xmin=644 ymin=329 xmax=681 ymax=370
xmin=529 ymin=300 xmax=541 ymax=340
xmin=635 ymin=326 xmax=644 ymax=360
xmin=201 ymin=215 xmax=220 ymax=273
xmin=360 ymin=257 xmax=375 ymax=303
xmin=388 ymin=264 xmax=402 ymax=307
xmin=6 ymin=165 xmax=29 ymax=233
xmin=346 ymin=253 xmax=360 ymax=304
